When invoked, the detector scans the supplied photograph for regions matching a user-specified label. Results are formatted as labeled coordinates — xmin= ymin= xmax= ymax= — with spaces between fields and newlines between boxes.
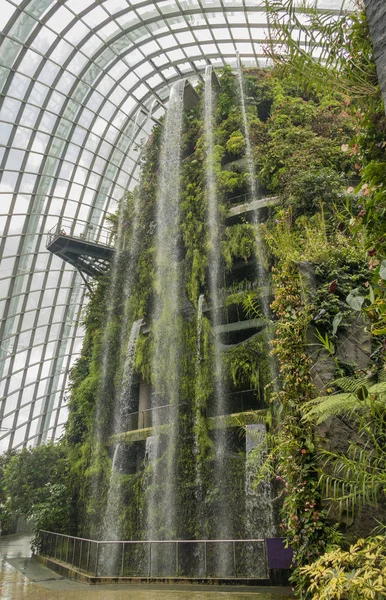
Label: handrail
xmin=227 ymin=191 xmax=278 ymax=205
xmin=37 ymin=530 xmax=269 ymax=579
xmin=47 ymin=218 xmax=113 ymax=248
xmin=120 ymin=392 xmax=260 ymax=433
xmin=39 ymin=530 xmax=265 ymax=544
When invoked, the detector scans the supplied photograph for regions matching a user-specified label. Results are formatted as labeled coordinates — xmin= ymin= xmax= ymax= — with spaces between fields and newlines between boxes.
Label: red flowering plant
xmin=269 ymin=261 xmax=333 ymax=596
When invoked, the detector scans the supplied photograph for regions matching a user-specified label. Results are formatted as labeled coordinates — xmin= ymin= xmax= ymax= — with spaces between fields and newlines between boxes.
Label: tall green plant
xmin=302 ymin=379 xmax=386 ymax=518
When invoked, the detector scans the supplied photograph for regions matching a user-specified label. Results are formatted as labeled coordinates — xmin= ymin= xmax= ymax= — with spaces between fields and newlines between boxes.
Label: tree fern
xmin=302 ymin=382 xmax=386 ymax=424
xmin=302 ymin=379 xmax=386 ymax=517
xmin=319 ymin=446 xmax=386 ymax=517
xmin=264 ymin=0 xmax=379 ymax=100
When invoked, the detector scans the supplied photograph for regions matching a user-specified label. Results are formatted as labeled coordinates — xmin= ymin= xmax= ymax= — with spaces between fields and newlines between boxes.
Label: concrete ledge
xmin=214 ymin=318 xmax=266 ymax=334
xmin=111 ymin=423 xmax=169 ymax=444
xmin=34 ymin=554 xmax=281 ymax=587
xmin=110 ymin=409 xmax=267 ymax=444
xmin=207 ymin=410 xmax=267 ymax=431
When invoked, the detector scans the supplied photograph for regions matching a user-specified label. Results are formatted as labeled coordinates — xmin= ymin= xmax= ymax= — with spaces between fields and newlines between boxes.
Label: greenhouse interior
xmin=1 ymin=1 xmax=386 ymax=599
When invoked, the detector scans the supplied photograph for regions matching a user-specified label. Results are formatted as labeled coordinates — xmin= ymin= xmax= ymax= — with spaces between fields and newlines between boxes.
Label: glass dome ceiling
xmin=0 ymin=0 xmax=356 ymax=452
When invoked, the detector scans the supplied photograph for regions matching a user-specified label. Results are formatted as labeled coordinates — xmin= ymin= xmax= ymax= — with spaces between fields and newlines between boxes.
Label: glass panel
xmin=7 ymin=73 xmax=31 ymax=100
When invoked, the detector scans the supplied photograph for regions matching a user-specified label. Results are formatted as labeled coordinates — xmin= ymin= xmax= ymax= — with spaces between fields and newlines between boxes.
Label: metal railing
xmin=123 ymin=394 xmax=263 ymax=433
xmin=47 ymin=218 xmax=113 ymax=247
xmin=227 ymin=191 xmax=279 ymax=207
xmin=37 ymin=530 xmax=269 ymax=579
xmin=125 ymin=403 xmax=181 ymax=431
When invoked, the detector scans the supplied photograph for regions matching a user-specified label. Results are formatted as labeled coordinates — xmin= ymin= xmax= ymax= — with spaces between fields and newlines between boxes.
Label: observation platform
xmin=110 ymin=408 xmax=267 ymax=445
xmin=46 ymin=219 xmax=114 ymax=278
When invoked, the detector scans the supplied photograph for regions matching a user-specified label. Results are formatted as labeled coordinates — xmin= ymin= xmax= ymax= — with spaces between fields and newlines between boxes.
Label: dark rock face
xmin=365 ymin=0 xmax=386 ymax=113
xmin=299 ymin=260 xmax=386 ymax=536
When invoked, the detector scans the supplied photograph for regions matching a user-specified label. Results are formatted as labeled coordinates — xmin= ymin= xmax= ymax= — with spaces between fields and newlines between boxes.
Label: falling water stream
xmin=236 ymin=54 xmax=279 ymax=390
xmin=204 ymin=65 xmax=233 ymax=574
xmin=119 ymin=318 xmax=143 ymax=431
xmin=195 ymin=293 xmax=205 ymax=372
xmin=245 ymin=424 xmax=275 ymax=576
xmin=100 ymin=319 xmax=143 ymax=573
xmin=193 ymin=293 xmax=205 ymax=537
xmin=236 ymin=55 xmax=277 ymax=542
xmin=90 ymin=202 xmax=129 ymax=539
xmin=96 ymin=204 xmax=127 ymax=430
xmin=236 ymin=54 xmax=270 ymax=312
xmin=145 ymin=80 xmax=186 ymax=553
xmin=118 ymin=191 xmax=142 ymax=360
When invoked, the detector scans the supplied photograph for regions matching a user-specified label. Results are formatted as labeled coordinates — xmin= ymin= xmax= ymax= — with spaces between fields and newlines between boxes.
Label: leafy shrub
xmin=299 ymin=536 xmax=386 ymax=600
xmin=222 ymin=223 xmax=256 ymax=267
xmin=285 ymin=167 xmax=344 ymax=216
xmin=225 ymin=130 xmax=246 ymax=156
xmin=3 ymin=444 xmax=73 ymax=539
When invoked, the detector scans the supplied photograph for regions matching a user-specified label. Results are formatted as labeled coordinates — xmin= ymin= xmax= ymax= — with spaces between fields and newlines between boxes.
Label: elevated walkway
xmin=110 ymin=409 xmax=267 ymax=445
xmin=46 ymin=194 xmax=278 ymax=280
xmin=46 ymin=219 xmax=114 ymax=278
xmin=227 ymin=195 xmax=280 ymax=217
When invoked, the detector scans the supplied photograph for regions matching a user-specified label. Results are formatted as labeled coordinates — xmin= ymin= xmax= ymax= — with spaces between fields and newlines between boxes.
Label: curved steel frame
xmin=0 ymin=0 xmax=355 ymax=451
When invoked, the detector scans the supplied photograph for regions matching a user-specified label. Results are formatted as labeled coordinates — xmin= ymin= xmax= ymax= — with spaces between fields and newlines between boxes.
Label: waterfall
xmin=236 ymin=57 xmax=278 ymax=545
xmin=119 ymin=318 xmax=143 ymax=431
xmin=245 ymin=425 xmax=275 ymax=538
xmin=195 ymin=293 xmax=205 ymax=373
xmin=236 ymin=54 xmax=279 ymax=387
xmin=236 ymin=53 xmax=268 ymax=298
xmin=245 ymin=424 xmax=275 ymax=577
xmin=145 ymin=80 xmax=185 ymax=544
xmin=96 ymin=205 xmax=127 ymax=434
xmin=101 ymin=443 xmax=122 ymax=541
xmin=205 ymin=65 xmax=233 ymax=575
xmin=99 ymin=318 xmax=143 ymax=573
xmin=89 ymin=204 xmax=128 ymax=537
xmin=99 ymin=443 xmax=122 ymax=576
xmin=193 ymin=294 xmax=205 ymax=535
xmin=119 ymin=191 xmax=142 ymax=358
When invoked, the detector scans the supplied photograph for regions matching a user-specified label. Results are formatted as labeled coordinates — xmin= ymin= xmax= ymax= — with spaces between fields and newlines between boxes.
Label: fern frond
xmin=264 ymin=0 xmax=378 ymax=100
xmin=241 ymin=293 xmax=263 ymax=320
xmin=332 ymin=376 xmax=369 ymax=393
xmin=318 ymin=445 xmax=386 ymax=515
xmin=302 ymin=381 xmax=386 ymax=424
xmin=302 ymin=392 xmax=359 ymax=424
xmin=367 ymin=382 xmax=386 ymax=395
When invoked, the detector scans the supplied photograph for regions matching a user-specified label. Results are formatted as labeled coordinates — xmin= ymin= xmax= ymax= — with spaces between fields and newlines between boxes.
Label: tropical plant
xmin=298 ymin=536 xmax=386 ymax=600
xmin=302 ymin=379 xmax=386 ymax=517
xmin=2 ymin=443 xmax=73 ymax=538
xmin=264 ymin=0 xmax=378 ymax=101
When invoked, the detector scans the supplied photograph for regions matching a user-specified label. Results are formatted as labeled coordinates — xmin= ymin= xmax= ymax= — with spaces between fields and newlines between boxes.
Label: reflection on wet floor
xmin=0 ymin=535 xmax=293 ymax=600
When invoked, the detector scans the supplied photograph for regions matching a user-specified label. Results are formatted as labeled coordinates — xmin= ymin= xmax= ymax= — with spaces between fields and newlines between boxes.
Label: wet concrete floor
xmin=0 ymin=534 xmax=294 ymax=599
